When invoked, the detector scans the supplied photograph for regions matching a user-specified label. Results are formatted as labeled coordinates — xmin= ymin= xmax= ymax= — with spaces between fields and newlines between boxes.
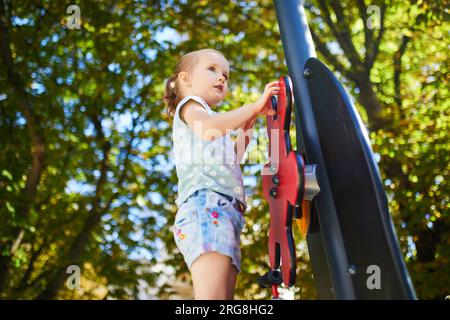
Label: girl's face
xmin=181 ymin=52 xmax=229 ymax=107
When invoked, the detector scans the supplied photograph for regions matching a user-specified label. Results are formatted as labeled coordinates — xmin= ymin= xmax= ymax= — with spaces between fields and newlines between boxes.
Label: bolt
xmin=269 ymin=187 xmax=278 ymax=199
xmin=272 ymin=174 xmax=280 ymax=186
xmin=303 ymin=68 xmax=312 ymax=78
xmin=347 ymin=264 xmax=357 ymax=276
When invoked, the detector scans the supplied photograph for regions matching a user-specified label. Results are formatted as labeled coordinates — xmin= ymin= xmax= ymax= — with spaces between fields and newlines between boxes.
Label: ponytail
xmin=164 ymin=73 xmax=181 ymax=118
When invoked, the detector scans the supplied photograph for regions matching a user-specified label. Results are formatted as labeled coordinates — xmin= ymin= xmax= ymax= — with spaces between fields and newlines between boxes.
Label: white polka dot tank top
xmin=171 ymin=95 xmax=247 ymax=210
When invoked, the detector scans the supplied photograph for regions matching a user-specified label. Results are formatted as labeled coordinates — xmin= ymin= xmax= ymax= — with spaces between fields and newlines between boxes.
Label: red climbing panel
xmin=262 ymin=76 xmax=305 ymax=287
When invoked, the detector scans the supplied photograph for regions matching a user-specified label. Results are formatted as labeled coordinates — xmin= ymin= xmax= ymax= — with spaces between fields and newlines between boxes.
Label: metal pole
xmin=273 ymin=0 xmax=355 ymax=299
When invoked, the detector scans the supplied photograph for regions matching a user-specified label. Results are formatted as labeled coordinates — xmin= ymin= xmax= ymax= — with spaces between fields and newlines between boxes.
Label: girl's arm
xmin=181 ymin=81 xmax=279 ymax=141
xmin=181 ymin=101 xmax=258 ymax=141
xmin=234 ymin=117 xmax=257 ymax=163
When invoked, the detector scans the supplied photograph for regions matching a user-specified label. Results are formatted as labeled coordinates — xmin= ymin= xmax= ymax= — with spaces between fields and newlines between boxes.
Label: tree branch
xmin=356 ymin=0 xmax=373 ymax=63
xmin=36 ymin=111 xmax=139 ymax=299
xmin=393 ymin=35 xmax=411 ymax=113
xmin=15 ymin=236 xmax=49 ymax=293
xmin=318 ymin=0 xmax=363 ymax=70
xmin=367 ymin=3 xmax=386 ymax=70
xmin=0 ymin=0 xmax=46 ymax=294
xmin=309 ymin=27 xmax=359 ymax=83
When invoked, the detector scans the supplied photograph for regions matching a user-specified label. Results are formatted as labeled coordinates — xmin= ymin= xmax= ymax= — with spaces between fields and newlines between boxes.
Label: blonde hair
xmin=164 ymin=48 xmax=226 ymax=118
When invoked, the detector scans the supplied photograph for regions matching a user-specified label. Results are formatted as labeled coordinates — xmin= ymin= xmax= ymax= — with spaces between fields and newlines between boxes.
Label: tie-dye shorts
xmin=173 ymin=188 xmax=246 ymax=273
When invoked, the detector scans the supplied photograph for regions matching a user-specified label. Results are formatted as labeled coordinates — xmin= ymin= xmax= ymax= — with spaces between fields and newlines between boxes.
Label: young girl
xmin=164 ymin=48 xmax=279 ymax=300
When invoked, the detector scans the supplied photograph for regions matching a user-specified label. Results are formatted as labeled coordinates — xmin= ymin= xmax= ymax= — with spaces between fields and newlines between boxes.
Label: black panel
xmin=304 ymin=58 xmax=416 ymax=299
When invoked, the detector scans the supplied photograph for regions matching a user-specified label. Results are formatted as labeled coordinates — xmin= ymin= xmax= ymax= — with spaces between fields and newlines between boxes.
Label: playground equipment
xmin=258 ymin=0 xmax=417 ymax=300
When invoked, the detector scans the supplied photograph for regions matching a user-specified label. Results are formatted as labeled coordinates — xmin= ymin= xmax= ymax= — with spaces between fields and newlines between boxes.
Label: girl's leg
xmin=226 ymin=263 xmax=238 ymax=300
xmin=190 ymin=252 xmax=237 ymax=300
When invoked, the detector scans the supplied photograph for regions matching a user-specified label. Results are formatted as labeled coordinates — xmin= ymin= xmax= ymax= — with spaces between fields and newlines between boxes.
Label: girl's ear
xmin=178 ymin=71 xmax=191 ymax=87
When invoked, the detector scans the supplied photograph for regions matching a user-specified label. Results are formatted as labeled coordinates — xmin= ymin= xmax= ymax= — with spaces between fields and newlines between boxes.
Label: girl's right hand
xmin=252 ymin=81 xmax=280 ymax=116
